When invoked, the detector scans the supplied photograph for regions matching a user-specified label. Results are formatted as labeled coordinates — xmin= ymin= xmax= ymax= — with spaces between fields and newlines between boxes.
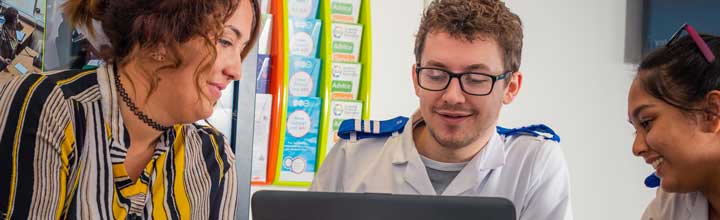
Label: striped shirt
xmin=0 ymin=64 xmax=237 ymax=219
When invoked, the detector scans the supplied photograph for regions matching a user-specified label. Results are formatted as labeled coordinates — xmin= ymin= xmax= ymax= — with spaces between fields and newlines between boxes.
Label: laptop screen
xmin=252 ymin=190 xmax=516 ymax=220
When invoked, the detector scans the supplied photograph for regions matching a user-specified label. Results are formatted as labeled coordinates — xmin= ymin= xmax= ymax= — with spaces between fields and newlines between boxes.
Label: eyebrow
xmin=226 ymin=25 xmax=242 ymax=38
xmin=424 ymin=60 xmax=492 ymax=72
xmin=629 ymin=104 xmax=653 ymax=123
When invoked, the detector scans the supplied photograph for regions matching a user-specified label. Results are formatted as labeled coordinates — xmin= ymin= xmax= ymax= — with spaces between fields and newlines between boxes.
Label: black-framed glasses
xmin=666 ymin=23 xmax=716 ymax=63
xmin=415 ymin=66 xmax=512 ymax=96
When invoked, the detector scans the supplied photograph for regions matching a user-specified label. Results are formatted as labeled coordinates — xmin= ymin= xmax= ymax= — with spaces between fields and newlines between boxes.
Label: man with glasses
xmin=311 ymin=0 xmax=571 ymax=219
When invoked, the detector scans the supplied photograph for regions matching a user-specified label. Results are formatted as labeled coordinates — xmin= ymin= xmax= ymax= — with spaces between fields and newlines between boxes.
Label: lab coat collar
xmin=391 ymin=110 xmax=507 ymax=195
xmin=687 ymin=192 xmax=709 ymax=220
xmin=388 ymin=113 xmax=435 ymax=194
xmin=390 ymin=110 xmax=423 ymax=165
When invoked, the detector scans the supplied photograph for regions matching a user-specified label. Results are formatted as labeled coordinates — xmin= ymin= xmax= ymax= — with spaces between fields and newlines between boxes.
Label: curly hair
xmin=414 ymin=0 xmax=523 ymax=73
xmin=63 ymin=0 xmax=260 ymax=100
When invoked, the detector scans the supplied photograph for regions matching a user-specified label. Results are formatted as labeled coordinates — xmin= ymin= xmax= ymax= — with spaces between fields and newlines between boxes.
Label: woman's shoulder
xmin=1 ymin=69 xmax=100 ymax=101
xmin=642 ymin=189 xmax=708 ymax=220
xmin=44 ymin=69 xmax=101 ymax=100
xmin=177 ymin=123 xmax=233 ymax=155
xmin=0 ymin=69 xmax=101 ymax=113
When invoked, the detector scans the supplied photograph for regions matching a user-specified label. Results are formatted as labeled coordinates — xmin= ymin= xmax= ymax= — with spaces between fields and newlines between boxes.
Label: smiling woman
xmin=628 ymin=25 xmax=720 ymax=220
xmin=0 ymin=0 xmax=260 ymax=219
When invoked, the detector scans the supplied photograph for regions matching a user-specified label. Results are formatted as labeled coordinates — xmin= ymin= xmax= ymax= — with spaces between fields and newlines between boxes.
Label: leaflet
xmin=251 ymin=94 xmax=273 ymax=182
xmin=331 ymin=23 xmax=363 ymax=62
xmin=325 ymin=100 xmax=363 ymax=156
xmin=289 ymin=19 xmax=322 ymax=57
xmin=280 ymin=96 xmax=321 ymax=182
xmin=330 ymin=0 xmax=361 ymax=23
xmin=330 ymin=62 xmax=361 ymax=100
xmin=288 ymin=56 xmax=321 ymax=97
xmin=288 ymin=0 xmax=319 ymax=19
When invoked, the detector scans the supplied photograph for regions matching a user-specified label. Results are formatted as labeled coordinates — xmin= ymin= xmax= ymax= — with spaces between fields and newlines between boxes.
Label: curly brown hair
xmin=63 ymin=0 xmax=260 ymax=99
xmin=414 ymin=0 xmax=523 ymax=73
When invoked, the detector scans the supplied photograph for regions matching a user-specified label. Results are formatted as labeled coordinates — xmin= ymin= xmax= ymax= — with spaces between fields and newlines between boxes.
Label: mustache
xmin=432 ymin=104 xmax=475 ymax=114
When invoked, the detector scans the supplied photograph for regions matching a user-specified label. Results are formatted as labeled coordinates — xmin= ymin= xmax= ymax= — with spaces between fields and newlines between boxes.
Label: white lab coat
xmin=310 ymin=116 xmax=573 ymax=220
xmin=642 ymin=189 xmax=709 ymax=220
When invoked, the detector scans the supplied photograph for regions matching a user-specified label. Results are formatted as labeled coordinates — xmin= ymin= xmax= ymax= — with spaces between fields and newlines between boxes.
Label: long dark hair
xmin=637 ymin=34 xmax=720 ymax=114
xmin=2 ymin=7 xmax=19 ymax=31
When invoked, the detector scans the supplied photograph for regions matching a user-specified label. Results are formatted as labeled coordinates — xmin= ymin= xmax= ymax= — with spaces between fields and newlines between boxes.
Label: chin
xmin=430 ymin=129 xmax=475 ymax=149
xmin=182 ymin=105 xmax=214 ymax=124
xmin=199 ymin=106 xmax=215 ymax=119
xmin=660 ymin=177 xmax=696 ymax=193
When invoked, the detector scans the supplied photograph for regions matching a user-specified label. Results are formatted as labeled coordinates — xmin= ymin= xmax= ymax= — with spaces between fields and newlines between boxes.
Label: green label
xmin=333 ymin=41 xmax=354 ymax=53
xmin=331 ymin=2 xmax=353 ymax=15
xmin=333 ymin=118 xmax=345 ymax=131
xmin=331 ymin=80 xmax=353 ymax=92
xmin=333 ymin=119 xmax=344 ymax=130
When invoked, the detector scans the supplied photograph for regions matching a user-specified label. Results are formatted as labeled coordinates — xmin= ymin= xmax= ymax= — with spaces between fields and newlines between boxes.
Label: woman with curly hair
xmin=0 ymin=0 xmax=260 ymax=219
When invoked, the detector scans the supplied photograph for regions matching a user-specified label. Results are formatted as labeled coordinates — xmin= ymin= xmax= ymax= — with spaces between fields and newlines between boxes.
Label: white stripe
xmin=350 ymin=132 xmax=358 ymax=142
xmin=373 ymin=121 xmax=380 ymax=134
xmin=363 ymin=120 xmax=371 ymax=133
xmin=354 ymin=120 xmax=361 ymax=131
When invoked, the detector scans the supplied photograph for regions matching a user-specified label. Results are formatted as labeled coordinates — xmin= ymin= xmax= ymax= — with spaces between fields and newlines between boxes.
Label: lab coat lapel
xmin=442 ymin=133 xmax=506 ymax=196
xmin=392 ymin=120 xmax=436 ymax=195
xmin=688 ymin=193 xmax=709 ymax=220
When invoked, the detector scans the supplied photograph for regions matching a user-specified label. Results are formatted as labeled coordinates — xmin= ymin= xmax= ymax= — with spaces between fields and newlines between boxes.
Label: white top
xmin=642 ymin=189 xmax=709 ymax=220
xmin=310 ymin=114 xmax=573 ymax=220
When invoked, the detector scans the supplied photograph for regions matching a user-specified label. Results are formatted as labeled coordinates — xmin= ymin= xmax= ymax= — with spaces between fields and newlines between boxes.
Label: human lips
xmin=644 ymin=156 xmax=665 ymax=176
xmin=434 ymin=109 xmax=473 ymax=123
xmin=207 ymin=82 xmax=228 ymax=99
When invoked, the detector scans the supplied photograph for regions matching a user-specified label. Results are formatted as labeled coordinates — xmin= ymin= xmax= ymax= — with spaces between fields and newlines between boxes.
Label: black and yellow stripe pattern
xmin=0 ymin=65 xmax=237 ymax=219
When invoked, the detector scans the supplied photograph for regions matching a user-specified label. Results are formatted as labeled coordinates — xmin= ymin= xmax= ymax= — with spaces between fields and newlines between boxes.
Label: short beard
xmin=427 ymin=124 xmax=481 ymax=149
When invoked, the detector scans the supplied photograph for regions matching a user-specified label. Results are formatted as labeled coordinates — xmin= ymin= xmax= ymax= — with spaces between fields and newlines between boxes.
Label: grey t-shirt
xmin=420 ymin=155 xmax=468 ymax=195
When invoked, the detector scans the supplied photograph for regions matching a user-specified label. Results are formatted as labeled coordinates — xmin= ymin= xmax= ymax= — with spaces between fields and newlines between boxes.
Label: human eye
xmin=639 ymin=118 xmax=654 ymax=131
xmin=463 ymin=74 xmax=491 ymax=84
xmin=423 ymin=69 xmax=448 ymax=81
xmin=218 ymin=38 xmax=233 ymax=47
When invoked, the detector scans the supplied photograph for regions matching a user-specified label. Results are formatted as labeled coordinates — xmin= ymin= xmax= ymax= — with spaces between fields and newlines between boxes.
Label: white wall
xmin=369 ymin=0 xmax=655 ymax=219
xmin=368 ymin=0 xmax=423 ymax=118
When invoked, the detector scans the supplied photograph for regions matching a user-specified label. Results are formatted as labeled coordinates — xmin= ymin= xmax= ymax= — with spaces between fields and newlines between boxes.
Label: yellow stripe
xmin=119 ymin=180 xmax=148 ymax=196
xmin=118 ymin=162 xmax=150 ymax=196
xmin=111 ymin=187 xmax=128 ymax=219
xmin=63 ymin=160 xmax=83 ymax=219
xmin=144 ymin=160 xmax=155 ymax=174
xmin=112 ymin=164 xmax=128 ymax=178
xmin=62 ymin=160 xmax=82 ymax=219
xmin=172 ymin=125 xmax=191 ymax=219
xmin=7 ymin=75 xmax=46 ymax=216
xmin=209 ymin=135 xmax=224 ymax=182
xmin=105 ymin=123 xmax=112 ymax=140
xmin=55 ymin=70 xmax=95 ymax=86
xmin=60 ymin=123 xmax=74 ymax=169
xmin=151 ymin=150 xmax=168 ymax=220
xmin=55 ymin=123 xmax=74 ymax=219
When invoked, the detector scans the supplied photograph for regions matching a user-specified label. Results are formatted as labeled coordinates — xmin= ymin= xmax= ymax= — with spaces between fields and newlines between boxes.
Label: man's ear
xmin=701 ymin=90 xmax=720 ymax=133
xmin=412 ymin=64 xmax=421 ymax=97
xmin=502 ymin=71 xmax=522 ymax=104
